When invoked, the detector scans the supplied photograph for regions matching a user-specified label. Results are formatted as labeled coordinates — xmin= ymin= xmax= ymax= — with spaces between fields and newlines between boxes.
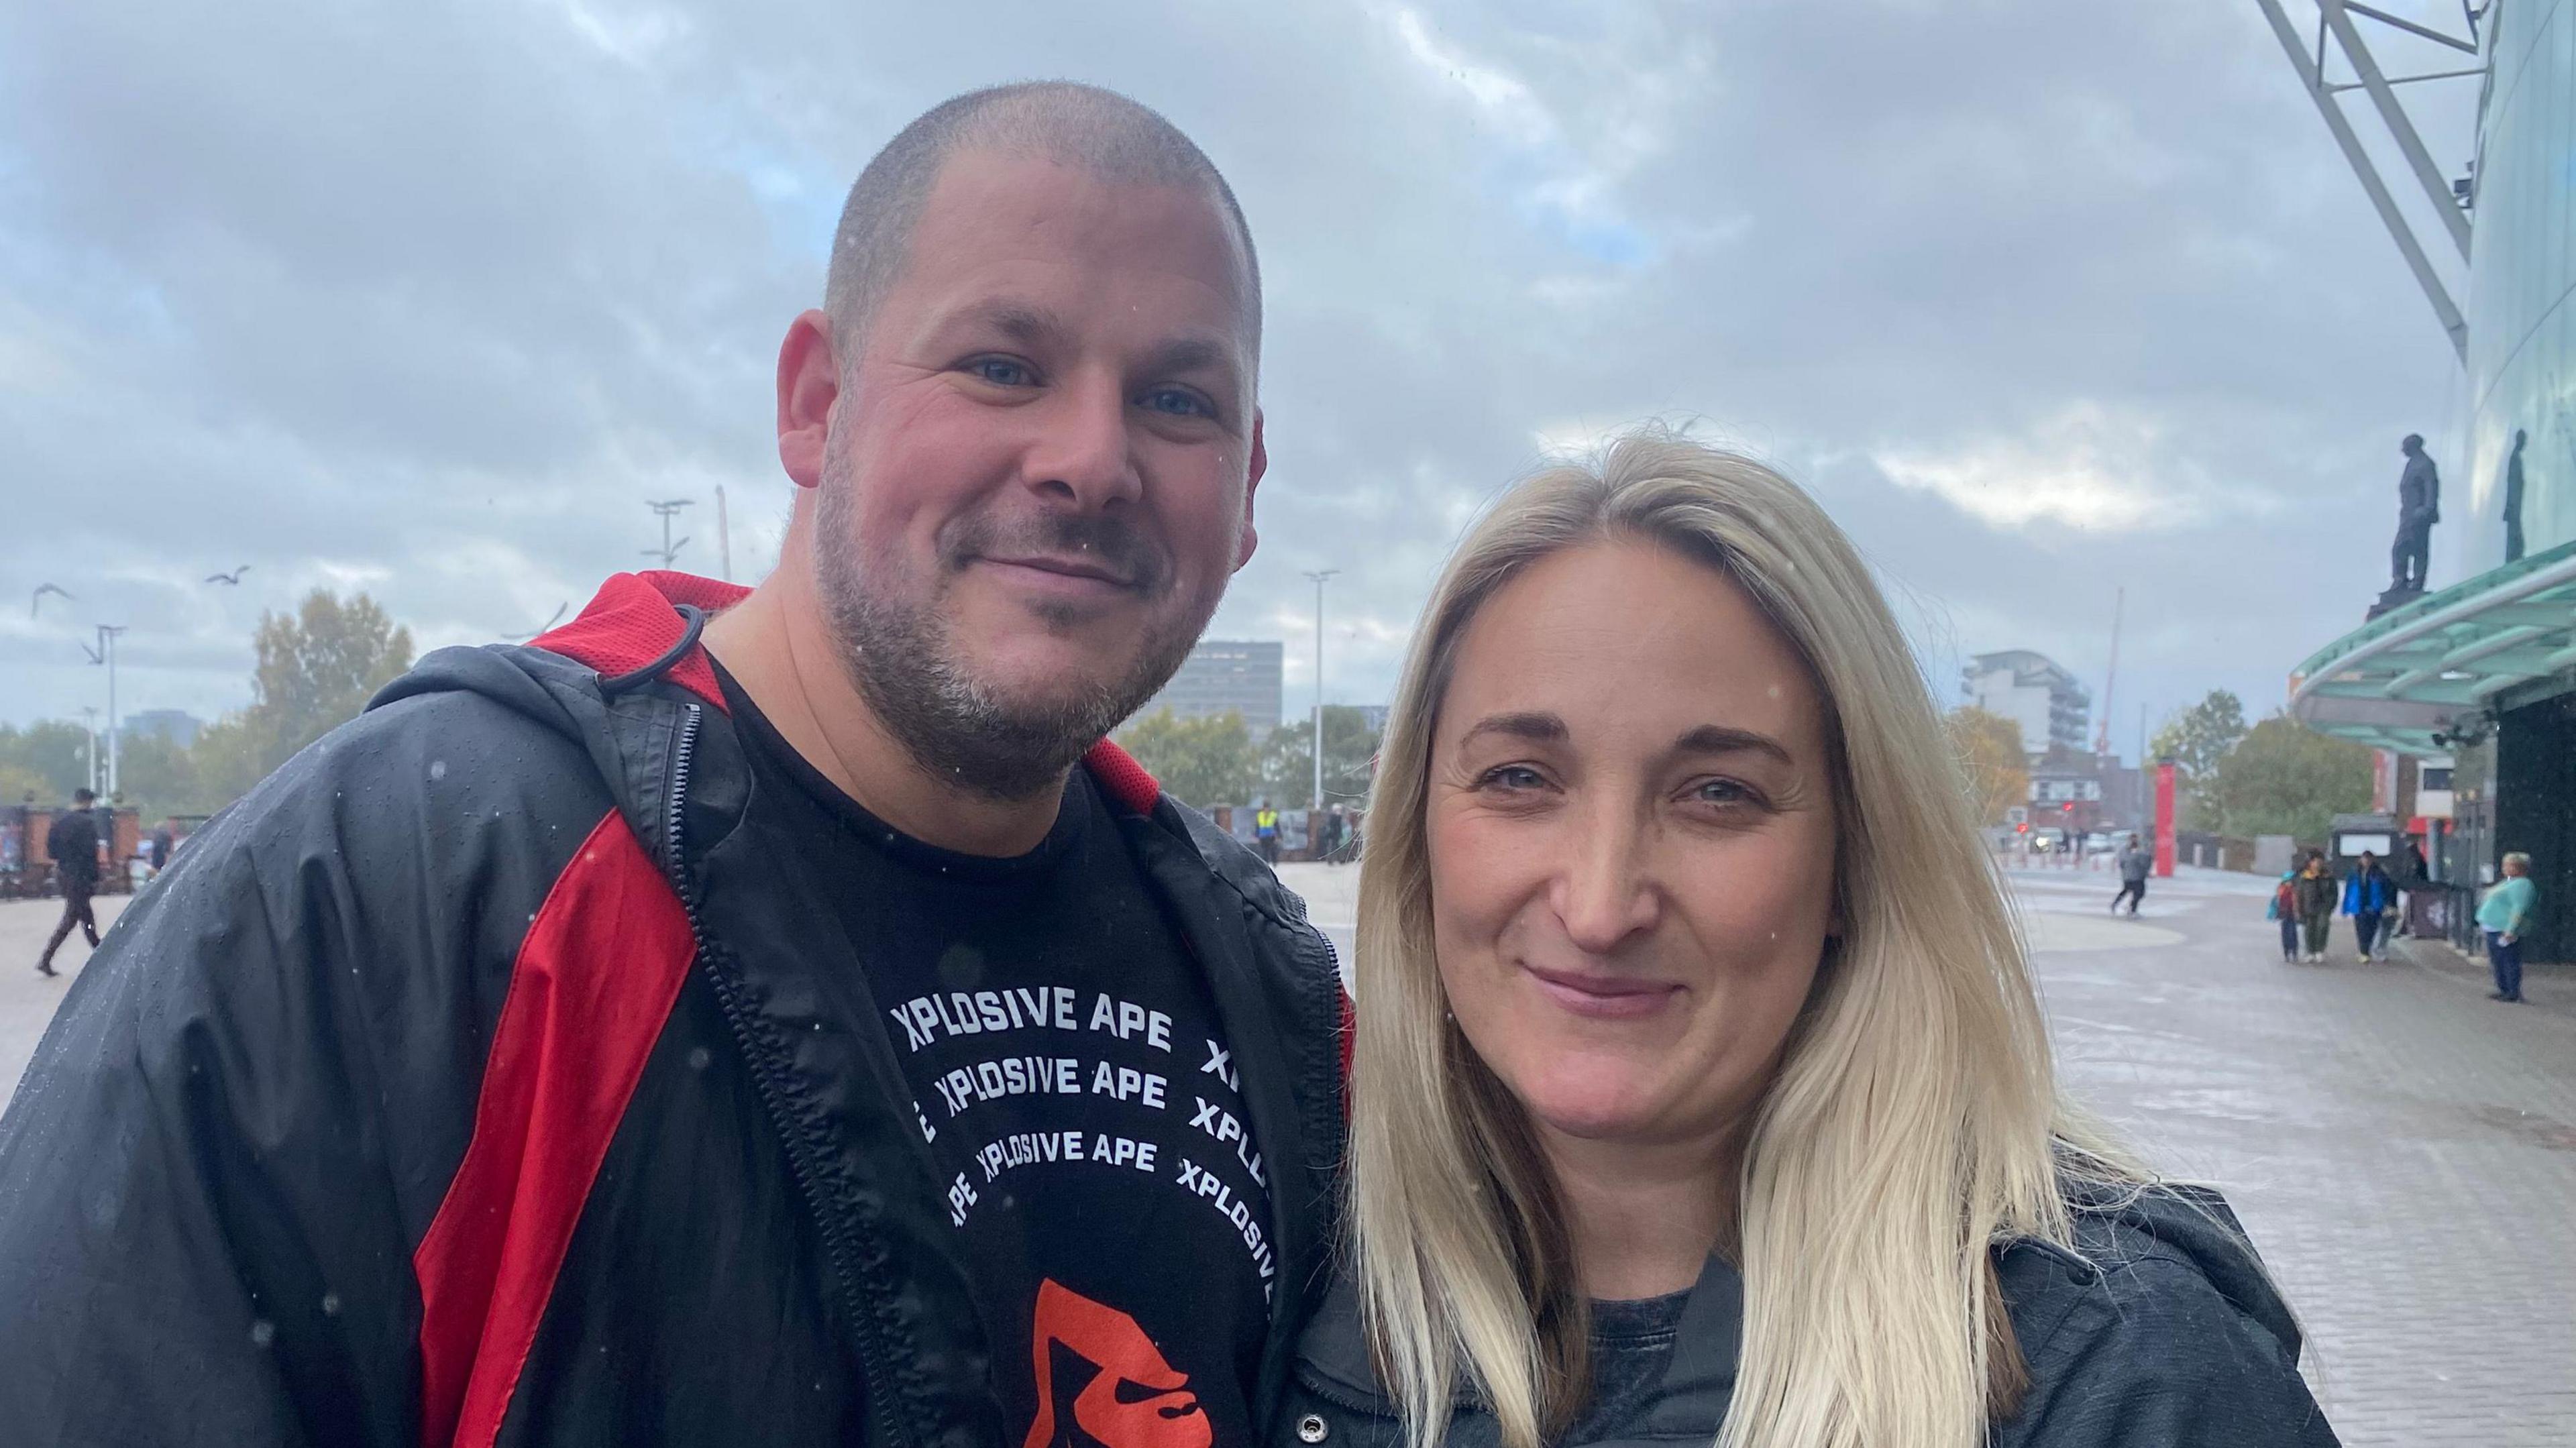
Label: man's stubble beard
xmin=812 ymin=453 xmax=1214 ymax=803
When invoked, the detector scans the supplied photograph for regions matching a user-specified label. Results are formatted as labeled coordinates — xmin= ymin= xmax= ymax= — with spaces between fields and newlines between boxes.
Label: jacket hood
xmin=2053 ymin=1180 xmax=2302 ymax=1359
xmin=370 ymin=569 xmax=1163 ymax=818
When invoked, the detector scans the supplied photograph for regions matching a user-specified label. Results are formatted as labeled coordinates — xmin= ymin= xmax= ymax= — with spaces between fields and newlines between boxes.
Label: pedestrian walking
xmin=2342 ymin=850 xmax=2397 ymax=962
xmin=2292 ymin=854 xmax=2339 ymax=962
xmin=2110 ymin=834 xmax=2151 ymax=915
xmin=2394 ymin=836 xmax=2430 ymax=938
xmin=2268 ymin=870 xmax=2301 ymax=962
xmin=1254 ymin=799 xmax=1281 ymax=864
xmin=35 ymin=789 xmax=101 ymax=978
xmin=2477 ymin=851 xmax=2538 ymax=1003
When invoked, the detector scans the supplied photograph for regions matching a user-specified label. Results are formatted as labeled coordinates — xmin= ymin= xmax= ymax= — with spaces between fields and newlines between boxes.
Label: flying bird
xmin=505 ymin=602 xmax=570 ymax=642
xmin=205 ymin=566 xmax=251 ymax=585
xmin=30 ymin=582 xmax=72 ymax=618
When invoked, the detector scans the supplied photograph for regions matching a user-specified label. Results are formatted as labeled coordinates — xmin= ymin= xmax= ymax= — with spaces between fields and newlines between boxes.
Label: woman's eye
xmin=1691 ymin=777 xmax=1757 ymax=807
xmin=1477 ymin=765 xmax=1547 ymax=792
xmin=969 ymin=358 xmax=1034 ymax=386
xmin=1140 ymin=386 xmax=1214 ymax=419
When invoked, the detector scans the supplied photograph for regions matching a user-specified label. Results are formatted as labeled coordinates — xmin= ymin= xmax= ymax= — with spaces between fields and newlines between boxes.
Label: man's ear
xmin=1234 ymin=410 xmax=1268 ymax=571
xmin=777 ymin=309 xmax=839 ymax=490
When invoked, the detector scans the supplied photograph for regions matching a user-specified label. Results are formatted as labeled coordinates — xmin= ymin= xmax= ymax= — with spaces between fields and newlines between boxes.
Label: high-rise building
xmin=124 ymin=709 xmax=203 ymax=749
xmin=1961 ymin=651 xmax=2092 ymax=761
xmin=1138 ymin=641 xmax=1283 ymax=739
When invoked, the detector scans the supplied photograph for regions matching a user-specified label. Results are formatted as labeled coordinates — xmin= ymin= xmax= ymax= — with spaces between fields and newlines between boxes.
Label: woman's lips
xmin=1521 ymin=962 xmax=1682 ymax=1020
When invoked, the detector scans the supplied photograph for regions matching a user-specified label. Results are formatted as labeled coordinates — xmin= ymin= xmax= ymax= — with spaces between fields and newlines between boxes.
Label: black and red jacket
xmin=0 ymin=572 xmax=1350 ymax=1448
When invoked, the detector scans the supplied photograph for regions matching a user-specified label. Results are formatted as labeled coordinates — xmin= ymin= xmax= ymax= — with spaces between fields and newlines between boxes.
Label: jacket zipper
xmin=661 ymin=700 xmax=916 ymax=1448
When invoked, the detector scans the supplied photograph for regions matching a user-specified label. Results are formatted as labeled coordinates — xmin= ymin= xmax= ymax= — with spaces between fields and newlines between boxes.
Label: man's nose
xmin=1024 ymin=371 xmax=1143 ymax=511
xmin=1552 ymin=797 xmax=1661 ymax=954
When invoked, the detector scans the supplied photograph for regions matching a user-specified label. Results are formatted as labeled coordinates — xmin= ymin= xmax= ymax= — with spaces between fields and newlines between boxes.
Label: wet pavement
xmin=2004 ymin=865 xmax=2573 ymax=1445
xmin=5 ymin=865 xmax=2567 ymax=1442
xmin=0 ymin=892 xmax=128 ymax=1097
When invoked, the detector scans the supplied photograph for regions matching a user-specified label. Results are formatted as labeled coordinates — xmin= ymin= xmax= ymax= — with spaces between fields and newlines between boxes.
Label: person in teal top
xmin=2476 ymin=852 xmax=2538 ymax=1003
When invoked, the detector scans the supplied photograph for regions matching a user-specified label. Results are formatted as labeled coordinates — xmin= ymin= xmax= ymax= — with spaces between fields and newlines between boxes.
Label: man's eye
xmin=1139 ymin=387 xmax=1214 ymax=419
xmin=969 ymin=358 xmax=1034 ymax=386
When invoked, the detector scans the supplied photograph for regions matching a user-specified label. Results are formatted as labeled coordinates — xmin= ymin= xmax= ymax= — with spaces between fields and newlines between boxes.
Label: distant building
xmin=124 ymin=709 xmax=203 ymax=749
xmin=1961 ymin=651 xmax=2091 ymax=762
xmin=1140 ymin=641 xmax=1283 ymax=739
xmin=1351 ymin=704 xmax=1391 ymax=735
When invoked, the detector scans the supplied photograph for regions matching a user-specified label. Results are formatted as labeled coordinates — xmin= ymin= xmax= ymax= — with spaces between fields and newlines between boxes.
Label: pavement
xmin=5 ymin=864 xmax=2569 ymax=1442
xmin=0 ymin=892 xmax=129 ymax=1097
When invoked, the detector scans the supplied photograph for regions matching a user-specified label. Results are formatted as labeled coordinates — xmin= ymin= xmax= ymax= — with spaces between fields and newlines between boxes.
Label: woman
xmin=2477 ymin=852 xmax=2537 ymax=1002
xmin=2292 ymin=854 xmax=2338 ymax=964
xmin=1286 ymin=431 xmax=2334 ymax=1448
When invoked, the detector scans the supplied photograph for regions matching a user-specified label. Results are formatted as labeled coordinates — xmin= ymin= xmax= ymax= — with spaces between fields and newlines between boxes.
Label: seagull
xmin=205 ymin=566 xmax=251 ymax=586
xmin=30 ymin=582 xmax=72 ymax=618
xmin=505 ymin=602 xmax=570 ymax=642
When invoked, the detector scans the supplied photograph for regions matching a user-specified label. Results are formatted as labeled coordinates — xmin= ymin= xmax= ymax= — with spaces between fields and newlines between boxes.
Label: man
xmin=0 ymin=84 xmax=1346 ymax=1448
xmin=2111 ymin=833 xmax=2151 ymax=916
xmin=2504 ymin=427 xmax=2528 ymax=563
xmin=34 ymin=788 xmax=101 ymax=977
xmin=2342 ymin=850 xmax=2396 ymax=962
xmin=2393 ymin=432 xmax=2440 ymax=592
xmin=1253 ymin=799 xmax=1281 ymax=864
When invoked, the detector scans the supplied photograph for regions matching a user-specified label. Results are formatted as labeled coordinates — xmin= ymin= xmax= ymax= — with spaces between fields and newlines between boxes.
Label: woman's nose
xmin=1551 ymin=802 xmax=1660 ymax=954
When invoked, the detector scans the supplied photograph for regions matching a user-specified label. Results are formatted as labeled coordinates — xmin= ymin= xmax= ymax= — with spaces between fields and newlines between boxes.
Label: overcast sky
xmin=0 ymin=0 xmax=2496 ymax=760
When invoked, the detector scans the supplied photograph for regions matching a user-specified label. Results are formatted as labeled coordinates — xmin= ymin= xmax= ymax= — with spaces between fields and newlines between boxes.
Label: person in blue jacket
xmin=2341 ymin=850 xmax=2398 ymax=962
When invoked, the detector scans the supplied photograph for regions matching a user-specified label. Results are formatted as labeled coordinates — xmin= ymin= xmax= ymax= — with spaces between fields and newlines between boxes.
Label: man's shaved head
xmin=824 ymin=81 xmax=1261 ymax=364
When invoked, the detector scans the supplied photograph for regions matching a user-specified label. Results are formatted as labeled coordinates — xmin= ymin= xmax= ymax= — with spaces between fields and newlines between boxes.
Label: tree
xmin=0 ymin=763 xmax=48 ymax=806
xmin=113 ymin=732 xmax=201 ymax=818
xmin=177 ymin=590 xmax=415 ymax=811
xmin=1944 ymin=707 xmax=2029 ymax=826
xmin=2211 ymin=716 xmax=2375 ymax=842
xmin=1114 ymin=708 xmax=1259 ymax=810
xmin=2149 ymin=690 xmax=2248 ymax=832
xmin=0 ymin=720 xmax=97 ymax=800
xmin=237 ymin=590 xmax=415 ymax=779
xmin=1258 ymin=706 xmax=1382 ymax=810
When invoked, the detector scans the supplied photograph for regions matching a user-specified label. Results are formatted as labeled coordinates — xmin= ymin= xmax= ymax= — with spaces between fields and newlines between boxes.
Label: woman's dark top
xmin=1277 ymin=1184 xmax=2338 ymax=1447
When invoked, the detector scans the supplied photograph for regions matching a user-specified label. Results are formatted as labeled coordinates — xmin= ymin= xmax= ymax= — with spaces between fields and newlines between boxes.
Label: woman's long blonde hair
xmin=1348 ymin=429 xmax=2139 ymax=1448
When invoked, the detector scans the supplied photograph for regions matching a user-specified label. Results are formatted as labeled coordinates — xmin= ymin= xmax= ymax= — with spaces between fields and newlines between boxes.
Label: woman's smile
xmin=1519 ymin=961 xmax=1685 ymax=1020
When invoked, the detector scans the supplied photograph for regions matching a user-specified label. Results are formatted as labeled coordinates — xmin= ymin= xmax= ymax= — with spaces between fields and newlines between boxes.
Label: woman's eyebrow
xmin=1459 ymin=711 xmax=1567 ymax=746
xmin=1671 ymin=724 xmax=1792 ymax=765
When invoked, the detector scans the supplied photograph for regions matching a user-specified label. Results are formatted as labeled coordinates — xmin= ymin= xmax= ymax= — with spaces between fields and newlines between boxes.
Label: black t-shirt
xmin=716 ymin=666 xmax=1275 ymax=1448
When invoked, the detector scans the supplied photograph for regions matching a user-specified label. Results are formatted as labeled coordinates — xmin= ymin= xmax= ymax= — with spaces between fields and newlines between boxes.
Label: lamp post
xmin=645 ymin=499 xmax=694 ymax=567
xmin=99 ymin=624 xmax=125 ymax=799
xmin=1301 ymin=569 xmax=1338 ymax=814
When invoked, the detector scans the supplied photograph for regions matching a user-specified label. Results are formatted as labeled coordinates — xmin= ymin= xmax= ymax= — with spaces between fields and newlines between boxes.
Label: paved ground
xmin=7 ymin=866 xmax=2568 ymax=1442
xmin=1285 ymin=860 xmax=2576 ymax=1446
xmin=0 ymin=892 xmax=129 ymax=1097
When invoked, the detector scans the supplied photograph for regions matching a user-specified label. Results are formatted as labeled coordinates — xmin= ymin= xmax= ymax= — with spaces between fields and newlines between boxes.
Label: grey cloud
xmin=0 ymin=0 xmax=2479 ymax=750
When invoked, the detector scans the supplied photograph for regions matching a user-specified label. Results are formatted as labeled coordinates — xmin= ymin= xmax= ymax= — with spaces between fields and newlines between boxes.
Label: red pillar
xmin=2153 ymin=760 xmax=2177 ymax=878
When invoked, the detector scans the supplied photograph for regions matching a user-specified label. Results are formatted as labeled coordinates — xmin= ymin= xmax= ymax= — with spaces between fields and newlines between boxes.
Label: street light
xmin=1301 ymin=569 xmax=1338 ymax=815
xmin=645 ymin=499 xmax=694 ymax=567
xmin=81 ymin=624 xmax=127 ymax=799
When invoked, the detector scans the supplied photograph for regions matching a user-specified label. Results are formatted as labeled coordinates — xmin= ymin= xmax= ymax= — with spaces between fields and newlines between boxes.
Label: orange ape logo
xmin=1022 ymin=1279 xmax=1212 ymax=1448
